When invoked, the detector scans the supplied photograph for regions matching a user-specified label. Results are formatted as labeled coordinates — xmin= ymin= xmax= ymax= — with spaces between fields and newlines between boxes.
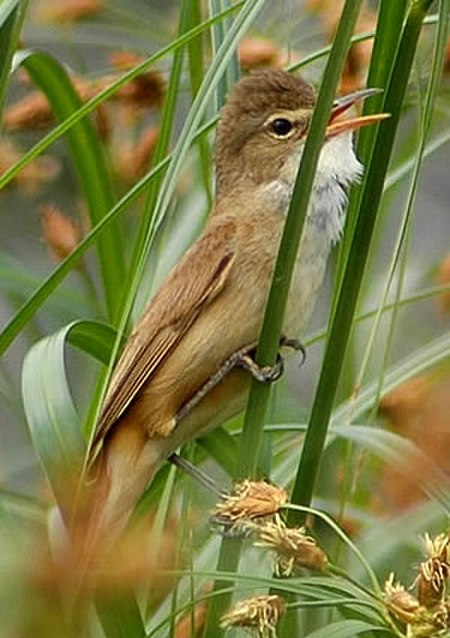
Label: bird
xmin=81 ymin=68 xmax=386 ymax=553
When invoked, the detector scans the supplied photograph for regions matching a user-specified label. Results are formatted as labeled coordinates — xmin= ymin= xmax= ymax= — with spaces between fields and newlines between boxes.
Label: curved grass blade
xmin=21 ymin=324 xmax=86 ymax=508
xmin=17 ymin=50 xmax=123 ymax=321
xmin=21 ymin=319 xmax=122 ymax=503
xmin=66 ymin=319 xmax=122 ymax=366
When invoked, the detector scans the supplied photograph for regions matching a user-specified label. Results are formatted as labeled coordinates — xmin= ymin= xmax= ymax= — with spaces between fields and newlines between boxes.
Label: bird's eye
xmin=269 ymin=117 xmax=293 ymax=137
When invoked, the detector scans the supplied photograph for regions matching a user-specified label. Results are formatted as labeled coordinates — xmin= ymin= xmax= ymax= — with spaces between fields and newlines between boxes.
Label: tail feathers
xmin=78 ymin=418 xmax=164 ymax=562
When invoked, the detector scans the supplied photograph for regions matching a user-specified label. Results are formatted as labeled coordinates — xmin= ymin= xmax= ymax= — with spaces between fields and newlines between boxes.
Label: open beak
xmin=325 ymin=88 xmax=390 ymax=138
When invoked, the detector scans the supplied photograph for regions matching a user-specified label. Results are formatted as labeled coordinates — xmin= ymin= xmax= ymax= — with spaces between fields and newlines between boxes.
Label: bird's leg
xmin=176 ymin=342 xmax=275 ymax=425
xmin=170 ymin=336 xmax=305 ymax=491
xmin=167 ymin=453 xmax=225 ymax=497
xmin=175 ymin=337 xmax=304 ymax=426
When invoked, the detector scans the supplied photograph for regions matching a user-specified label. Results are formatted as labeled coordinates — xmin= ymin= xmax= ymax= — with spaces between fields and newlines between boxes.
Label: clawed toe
xmin=280 ymin=336 xmax=306 ymax=366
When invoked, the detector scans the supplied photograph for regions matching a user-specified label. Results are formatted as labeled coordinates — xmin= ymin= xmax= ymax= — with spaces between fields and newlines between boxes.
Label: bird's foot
xmin=280 ymin=335 xmax=306 ymax=366
xmin=235 ymin=350 xmax=284 ymax=382
xmin=175 ymin=338 xmax=304 ymax=426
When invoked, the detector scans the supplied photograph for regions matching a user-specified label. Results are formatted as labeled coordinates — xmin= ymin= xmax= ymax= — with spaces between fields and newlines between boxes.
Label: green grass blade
xmin=238 ymin=0 xmax=364 ymax=479
xmin=21 ymin=318 xmax=122 ymax=502
xmin=208 ymin=0 xmax=240 ymax=109
xmin=95 ymin=595 xmax=146 ymax=638
xmin=304 ymin=620 xmax=385 ymax=638
xmin=21 ymin=318 xmax=146 ymax=636
xmin=66 ymin=319 xmax=121 ymax=366
xmin=0 ymin=0 xmax=19 ymax=24
xmin=125 ymin=0 xmax=190 ymax=320
xmin=0 ymin=0 xmax=23 ymax=116
xmin=339 ymin=0 xmax=408 ymax=256
xmin=205 ymin=4 xmax=365 ymax=637
xmin=21 ymin=323 xmax=86 ymax=508
xmin=17 ymin=50 xmax=123 ymax=321
xmin=186 ymin=0 xmax=213 ymax=207
xmin=289 ymin=0 xmax=436 ymax=521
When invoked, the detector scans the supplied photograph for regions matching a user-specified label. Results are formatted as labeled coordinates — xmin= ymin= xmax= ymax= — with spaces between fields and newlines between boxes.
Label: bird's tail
xmin=74 ymin=416 xmax=164 ymax=565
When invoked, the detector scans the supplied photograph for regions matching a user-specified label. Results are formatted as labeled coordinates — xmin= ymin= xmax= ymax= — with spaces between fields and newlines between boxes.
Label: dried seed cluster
xmin=213 ymin=480 xmax=288 ymax=525
xmin=384 ymin=533 xmax=450 ymax=637
xmin=221 ymin=594 xmax=286 ymax=638
xmin=216 ymin=481 xmax=329 ymax=636
xmin=255 ymin=515 xmax=328 ymax=577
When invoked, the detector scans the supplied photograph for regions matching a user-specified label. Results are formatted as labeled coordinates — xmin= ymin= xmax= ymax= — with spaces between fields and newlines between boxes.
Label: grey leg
xmin=168 ymin=453 xmax=225 ymax=497
xmin=170 ymin=336 xmax=306 ymax=492
xmin=176 ymin=342 xmax=284 ymax=424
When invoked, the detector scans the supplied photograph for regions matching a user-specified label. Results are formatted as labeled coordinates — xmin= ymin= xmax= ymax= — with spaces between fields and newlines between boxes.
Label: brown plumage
xmin=82 ymin=68 xmax=383 ymax=553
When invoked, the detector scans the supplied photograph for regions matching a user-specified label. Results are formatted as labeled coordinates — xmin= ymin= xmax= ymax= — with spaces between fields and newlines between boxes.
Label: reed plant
xmin=0 ymin=1 xmax=449 ymax=637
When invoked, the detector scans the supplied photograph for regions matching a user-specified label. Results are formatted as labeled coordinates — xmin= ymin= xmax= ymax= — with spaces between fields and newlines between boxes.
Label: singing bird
xmin=85 ymin=69 xmax=385 ymax=549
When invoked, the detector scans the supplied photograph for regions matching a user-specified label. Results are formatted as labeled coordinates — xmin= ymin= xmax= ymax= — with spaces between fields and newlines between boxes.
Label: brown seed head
xmin=109 ymin=51 xmax=144 ymax=70
xmin=221 ymin=594 xmax=286 ymax=637
xmin=37 ymin=0 xmax=104 ymax=23
xmin=109 ymin=71 xmax=166 ymax=110
xmin=40 ymin=204 xmax=81 ymax=263
xmin=383 ymin=573 xmax=423 ymax=624
xmin=115 ymin=125 xmax=159 ymax=183
xmin=4 ymin=92 xmax=54 ymax=130
xmin=0 ymin=139 xmax=60 ymax=192
xmin=417 ymin=534 xmax=450 ymax=608
xmin=254 ymin=515 xmax=328 ymax=577
xmin=212 ymin=480 xmax=287 ymax=527
xmin=238 ymin=37 xmax=283 ymax=69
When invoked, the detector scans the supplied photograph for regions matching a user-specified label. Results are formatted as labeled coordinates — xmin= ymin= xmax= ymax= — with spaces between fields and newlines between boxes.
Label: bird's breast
xmin=283 ymin=216 xmax=331 ymax=338
xmin=257 ymin=174 xmax=346 ymax=340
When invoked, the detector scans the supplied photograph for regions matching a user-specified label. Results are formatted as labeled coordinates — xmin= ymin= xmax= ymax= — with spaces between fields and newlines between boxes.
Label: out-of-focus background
xmin=1 ymin=0 xmax=449 ymax=505
xmin=1 ymin=1 xmax=450 ymax=636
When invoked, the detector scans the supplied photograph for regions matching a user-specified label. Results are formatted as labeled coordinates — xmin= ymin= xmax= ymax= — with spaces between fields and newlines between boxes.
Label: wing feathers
xmin=93 ymin=217 xmax=237 ymax=448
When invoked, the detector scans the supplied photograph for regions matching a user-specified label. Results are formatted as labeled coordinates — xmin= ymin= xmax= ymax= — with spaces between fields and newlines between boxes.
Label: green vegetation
xmin=1 ymin=1 xmax=449 ymax=637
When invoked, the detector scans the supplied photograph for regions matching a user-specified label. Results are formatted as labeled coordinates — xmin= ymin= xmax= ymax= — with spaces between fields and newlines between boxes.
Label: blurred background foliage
xmin=0 ymin=0 xmax=450 ymax=637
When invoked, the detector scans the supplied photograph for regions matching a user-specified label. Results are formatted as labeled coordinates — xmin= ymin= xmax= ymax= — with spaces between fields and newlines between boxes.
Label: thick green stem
xmin=288 ymin=0 xmax=435 ymax=523
xmin=237 ymin=0 xmax=365 ymax=479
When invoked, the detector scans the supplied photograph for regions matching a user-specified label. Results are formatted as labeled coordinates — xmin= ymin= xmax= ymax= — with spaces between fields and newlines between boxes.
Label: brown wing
xmin=93 ymin=216 xmax=237 ymax=449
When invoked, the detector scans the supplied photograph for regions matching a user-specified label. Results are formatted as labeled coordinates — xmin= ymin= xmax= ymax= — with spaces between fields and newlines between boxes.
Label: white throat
xmin=261 ymin=132 xmax=363 ymax=244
